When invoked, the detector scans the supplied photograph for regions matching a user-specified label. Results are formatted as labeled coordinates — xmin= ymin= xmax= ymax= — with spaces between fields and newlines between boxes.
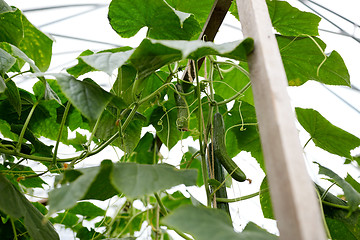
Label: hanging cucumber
xmin=208 ymin=143 xmax=230 ymax=215
xmin=213 ymin=112 xmax=246 ymax=182
xmin=174 ymin=83 xmax=189 ymax=131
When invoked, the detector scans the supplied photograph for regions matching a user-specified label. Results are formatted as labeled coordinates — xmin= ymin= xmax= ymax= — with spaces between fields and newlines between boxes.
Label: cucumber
xmin=208 ymin=143 xmax=230 ymax=215
xmin=213 ymin=112 xmax=246 ymax=182
xmin=174 ymin=83 xmax=189 ymax=131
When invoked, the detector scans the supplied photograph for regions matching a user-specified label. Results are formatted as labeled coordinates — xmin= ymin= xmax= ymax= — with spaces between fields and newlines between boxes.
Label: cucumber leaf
xmin=296 ymin=108 xmax=360 ymax=158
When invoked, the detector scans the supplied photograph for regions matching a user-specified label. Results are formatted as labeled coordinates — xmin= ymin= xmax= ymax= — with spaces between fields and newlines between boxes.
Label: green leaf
xmin=166 ymin=0 xmax=214 ymax=30
xmin=296 ymin=108 xmax=360 ymax=158
xmin=160 ymin=191 xmax=192 ymax=211
xmin=0 ymin=119 xmax=18 ymax=140
xmin=278 ymin=36 xmax=350 ymax=86
xmin=149 ymin=99 xmax=186 ymax=150
xmin=49 ymin=160 xmax=119 ymax=214
xmin=213 ymin=62 xmax=253 ymax=105
xmin=224 ymin=101 xmax=264 ymax=170
xmin=0 ymin=75 xmax=5 ymax=93
xmin=111 ymin=163 xmax=197 ymax=198
xmin=0 ymin=47 xmax=16 ymax=74
xmin=68 ymin=132 xmax=87 ymax=151
xmin=259 ymin=177 xmax=274 ymax=219
xmin=267 ymin=0 xmax=320 ymax=36
xmin=108 ymin=0 xmax=201 ymax=40
xmin=318 ymin=164 xmax=360 ymax=213
xmin=0 ymin=9 xmax=23 ymax=46
xmin=0 ymin=42 xmax=41 ymax=72
xmin=50 ymin=212 xmax=80 ymax=229
xmin=346 ymin=174 xmax=360 ymax=194
xmin=68 ymin=202 xmax=105 ymax=220
xmin=316 ymin=184 xmax=360 ymax=240
xmin=180 ymin=147 xmax=203 ymax=186
xmin=0 ymin=174 xmax=59 ymax=240
xmin=19 ymin=14 xmax=53 ymax=71
xmin=162 ymin=205 xmax=278 ymax=240
xmin=55 ymin=74 xmax=113 ymax=121
xmin=80 ymin=49 xmax=134 ymax=75
xmin=130 ymin=38 xmax=253 ymax=80
xmin=81 ymin=160 xmax=119 ymax=201
xmin=1 ymin=163 xmax=46 ymax=189
xmin=4 ymin=80 xmax=21 ymax=116
xmin=67 ymin=50 xmax=96 ymax=77
xmin=128 ymin=132 xmax=156 ymax=164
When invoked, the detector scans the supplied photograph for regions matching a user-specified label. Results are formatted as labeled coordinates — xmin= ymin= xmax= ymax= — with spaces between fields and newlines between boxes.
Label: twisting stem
xmin=52 ymin=101 xmax=71 ymax=166
xmin=16 ymin=101 xmax=39 ymax=153
xmin=154 ymin=192 xmax=168 ymax=215
xmin=195 ymin=60 xmax=211 ymax=207
xmin=10 ymin=218 xmax=18 ymax=240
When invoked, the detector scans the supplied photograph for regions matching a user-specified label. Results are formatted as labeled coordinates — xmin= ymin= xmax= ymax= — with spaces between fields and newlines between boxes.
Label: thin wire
xmin=48 ymin=33 xmax=122 ymax=47
xmin=297 ymin=0 xmax=360 ymax=43
xmin=38 ymin=5 xmax=106 ymax=28
xmin=302 ymin=0 xmax=360 ymax=28
xmin=322 ymin=85 xmax=360 ymax=115
xmin=23 ymin=4 xmax=107 ymax=12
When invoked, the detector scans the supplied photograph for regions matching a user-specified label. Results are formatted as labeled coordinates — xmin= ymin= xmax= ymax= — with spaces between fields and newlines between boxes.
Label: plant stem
xmin=10 ymin=218 xmax=18 ymax=240
xmin=52 ymin=101 xmax=71 ymax=166
xmin=16 ymin=101 xmax=39 ymax=153
xmin=216 ymin=189 xmax=267 ymax=203
xmin=215 ymin=82 xmax=251 ymax=106
xmin=195 ymin=60 xmax=211 ymax=207
xmin=154 ymin=192 xmax=168 ymax=215
xmin=303 ymin=137 xmax=312 ymax=149
xmin=315 ymin=189 xmax=333 ymax=239
xmin=321 ymin=200 xmax=350 ymax=210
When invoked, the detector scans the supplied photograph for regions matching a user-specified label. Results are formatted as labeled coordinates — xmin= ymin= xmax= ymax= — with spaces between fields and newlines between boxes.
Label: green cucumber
xmin=213 ymin=112 xmax=246 ymax=182
xmin=208 ymin=143 xmax=230 ymax=215
xmin=174 ymin=83 xmax=189 ymax=131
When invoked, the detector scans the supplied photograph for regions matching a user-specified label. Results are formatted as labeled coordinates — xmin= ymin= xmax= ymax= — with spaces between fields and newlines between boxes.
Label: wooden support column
xmin=236 ymin=0 xmax=327 ymax=239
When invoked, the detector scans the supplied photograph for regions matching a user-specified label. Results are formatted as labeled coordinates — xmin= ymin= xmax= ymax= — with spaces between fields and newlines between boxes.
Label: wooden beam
xmin=236 ymin=0 xmax=327 ymax=239
xmin=182 ymin=0 xmax=232 ymax=82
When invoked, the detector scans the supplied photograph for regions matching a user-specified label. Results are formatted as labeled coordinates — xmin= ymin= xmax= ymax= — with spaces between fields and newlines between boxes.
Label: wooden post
xmin=236 ymin=0 xmax=327 ymax=239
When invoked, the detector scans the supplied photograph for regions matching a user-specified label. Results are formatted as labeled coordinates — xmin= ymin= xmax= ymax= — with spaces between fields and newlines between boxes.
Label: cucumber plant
xmin=0 ymin=0 xmax=359 ymax=239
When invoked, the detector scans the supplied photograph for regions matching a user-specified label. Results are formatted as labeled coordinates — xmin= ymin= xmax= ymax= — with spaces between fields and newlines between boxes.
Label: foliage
xmin=0 ymin=0 xmax=359 ymax=239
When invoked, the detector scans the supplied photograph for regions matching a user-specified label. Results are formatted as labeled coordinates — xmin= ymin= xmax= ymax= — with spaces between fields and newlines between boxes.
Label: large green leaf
xmin=55 ymin=74 xmax=113 ymax=121
xmin=49 ymin=160 xmax=119 ymax=214
xmin=108 ymin=0 xmax=201 ymax=40
xmin=0 ymin=9 xmax=23 ymax=46
xmin=0 ymin=174 xmax=59 ymax=240
xmin=19 ymin=14 xmax=53 ymax=71
xmin=111 ymin=163 xmax=197 ymax=198
xmin=0 ymin=8 xmax=52 ymax=71
xmin=318 ymin=164 xmax=360 ymax=213
xmin=80 ymin=49 xmax=134 ymax=75
xmin=278 ymin=36 xmax=350 ymax=86
xmin=166 ymin=0 xmax=214 ymax=30
xmin=296 ymin=108 xmax=360 ymax=158
xmin=162 ymin=205 xmax=278 ymax=240
xmin=267 ymin=0 xmax=320 ymax=36
xmin=130 ymin=38 xmax=253 ymax=80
